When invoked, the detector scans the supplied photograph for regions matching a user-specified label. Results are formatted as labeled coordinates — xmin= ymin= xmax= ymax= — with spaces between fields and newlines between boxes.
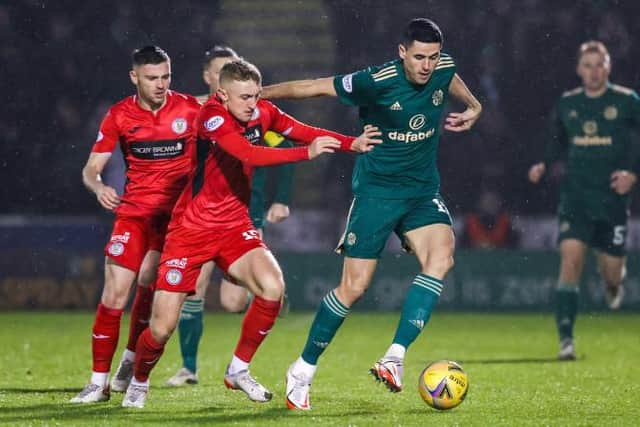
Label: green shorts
xmin=336 ymin=194 xmax=453 ymax=259
xmin=558 ymin=201 xmax=628 ymax=256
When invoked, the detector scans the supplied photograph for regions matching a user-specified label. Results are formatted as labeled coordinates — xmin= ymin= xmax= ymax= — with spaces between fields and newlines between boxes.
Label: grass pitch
xmin=0 ymin=312 xmax=638 ymax=426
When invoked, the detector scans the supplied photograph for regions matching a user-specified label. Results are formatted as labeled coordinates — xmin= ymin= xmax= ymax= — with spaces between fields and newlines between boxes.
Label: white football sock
xmin=91 ymin=371 xmax=109 ymax=387
xmin=384 ymin=343 xmax=406 ymax=360
xmin=294 ymin=356 xmax=317 ymax=380
xmin=228 ymin=355 xmax=250 ymax=375
xmin=130 ymin=377 xmax=149 ymax=387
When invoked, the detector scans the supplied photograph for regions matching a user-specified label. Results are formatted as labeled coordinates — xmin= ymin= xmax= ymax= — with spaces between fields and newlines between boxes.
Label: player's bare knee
xmin=255 ymin=274 xmax=284 ymax=300
xmin=425 ymin=255 xmax=454 ymax=278
xmin=149 ymin=317 xmax=176 ymax=344
xmin=220 ymin=293 xmax=246 ymax=313
xmin=194 ymin=278 xmax=209 ymax=298
xmin=338 ymin=277 xmax=369 ymax=305
xmin=560 ymin=258 xmax=582 ymax=278
xmin=100 ymin=285 xmax=130 ymax=309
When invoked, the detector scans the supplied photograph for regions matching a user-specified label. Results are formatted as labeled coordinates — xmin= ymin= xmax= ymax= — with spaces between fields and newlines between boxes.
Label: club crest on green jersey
xmin=432 ymin=89 xmax=444 ymax=106
xmin=604 ymin=105 xmax=618 ymax=120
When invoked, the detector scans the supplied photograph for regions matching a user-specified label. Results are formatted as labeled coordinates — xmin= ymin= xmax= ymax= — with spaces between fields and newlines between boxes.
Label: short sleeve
xmin=333 ymin=68 xmax=376 ymax=107
xmin=91 ymin=109 xmax=120 ymax=153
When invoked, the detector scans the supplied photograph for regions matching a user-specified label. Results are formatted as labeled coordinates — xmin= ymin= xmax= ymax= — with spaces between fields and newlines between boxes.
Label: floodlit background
xmin=1 ymin=0 xmax=640 ymax=309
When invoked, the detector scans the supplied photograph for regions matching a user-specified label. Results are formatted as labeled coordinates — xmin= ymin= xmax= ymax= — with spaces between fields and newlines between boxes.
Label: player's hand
xmin=96 ymin=184 xmax=120 ymax=211
xmin=444 ymin=107 xmax=481 ymax=132
xmin=610 ymin=170 xmax=637 ymax=195
xmin=528 ymin=162 xmax=546 ymax=184
xmin=308 ymin=136 xmax=341 ymax=159
xmin=351 ymin=125 xmax=383 ymax=153
xmin=266 ymin=203 xmax=290 ymax=224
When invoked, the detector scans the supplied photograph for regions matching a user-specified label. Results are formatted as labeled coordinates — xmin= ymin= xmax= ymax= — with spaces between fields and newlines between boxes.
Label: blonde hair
xmin=219 ymin=60 xmax=262 ymax=86
xmin=578 ymin=40 xmax=610 ymax=66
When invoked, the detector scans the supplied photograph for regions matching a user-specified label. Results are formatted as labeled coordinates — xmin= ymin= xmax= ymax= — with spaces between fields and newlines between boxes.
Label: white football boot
xmin=370 ymin=356 xmax=404 ymax=392
xmin=122 ymin=383 xmax=149 ymax=408
xmin=558 ymin=338 xmax=577 ymax=361
xmin=285 ymin=364 xmax=312 ymax=410
xmin=605 ymin=285 xmax=625 ymax=310
xmin=223 ymin=366 xmax=272 ymax=402
xmin=69 ymin=383 xmax=110 ymax=403
xmin=111 ymin=359 xmax=134 ymax=392
xmin=166 ymin=367 xmax=198 ymax=387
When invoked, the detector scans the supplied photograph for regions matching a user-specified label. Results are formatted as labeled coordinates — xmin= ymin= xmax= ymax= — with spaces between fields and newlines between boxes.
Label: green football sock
xmin=178 ymin=299 xmax=204 ymax=373
xmin=555 ymin=283 xmax=578 ymax=340
xmin=392 ymin=274 xmax=443 ymax=349
xmin=301 ymin=290 xmax=349 ymax=365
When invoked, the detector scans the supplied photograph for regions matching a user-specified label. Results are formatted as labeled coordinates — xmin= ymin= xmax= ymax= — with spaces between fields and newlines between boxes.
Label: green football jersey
xmin=545 ymin=84 xmax=640 ymax=216
xmin=333 ymin=54 xmax=456 ymax=199
xmin=249 ymin=139 xmax=294 ymax=227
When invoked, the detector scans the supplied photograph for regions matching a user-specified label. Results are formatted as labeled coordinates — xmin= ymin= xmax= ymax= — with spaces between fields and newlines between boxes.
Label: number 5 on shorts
xmin=613 ymin=225 xmax=626 ymax=245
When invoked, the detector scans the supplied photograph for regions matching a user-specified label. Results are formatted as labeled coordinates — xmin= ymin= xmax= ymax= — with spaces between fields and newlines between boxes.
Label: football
xmin=418 ymin=360 xmax=469 ymax=410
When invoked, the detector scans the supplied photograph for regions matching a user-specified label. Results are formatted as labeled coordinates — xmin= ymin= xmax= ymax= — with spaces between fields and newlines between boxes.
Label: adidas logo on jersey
xmin=409 ymin=320 xmax=425 ymax=330
xmin=389 ymin=101 xmax=403 ymax=111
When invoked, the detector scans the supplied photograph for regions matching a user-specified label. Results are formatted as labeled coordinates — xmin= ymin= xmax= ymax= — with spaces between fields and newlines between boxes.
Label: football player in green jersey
xmin=163 ymin=45 xmax=296 ymax=387
xmin=263 ymin=18 xmax=481 ymax=409
xmin=529 ymin=41 xmax=640 ymax=361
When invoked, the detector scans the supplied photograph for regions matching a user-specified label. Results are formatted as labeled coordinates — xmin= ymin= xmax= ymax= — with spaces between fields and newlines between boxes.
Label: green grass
xmin=0 ymin=312 xmax=638 ymax=426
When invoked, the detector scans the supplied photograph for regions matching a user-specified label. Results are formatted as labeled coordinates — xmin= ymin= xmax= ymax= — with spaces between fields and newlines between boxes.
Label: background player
xmin=121 ymin=60 xmax=381 ymax=408
xmin=263 ymin=18 xmax=482 ymax=410
xmin=528 ymin=41 xmax=640 ymax=360
xmin=167 ymin=45 xmax=296 ymax=387
xmin=71 ymin=46 xmax=201 ymax=403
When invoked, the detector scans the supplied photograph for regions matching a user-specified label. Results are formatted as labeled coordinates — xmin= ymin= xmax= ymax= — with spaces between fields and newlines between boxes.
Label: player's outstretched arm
xmin=269 ymin=107 xmax=382 ymax=152
xmin=445 ymin=73 xmax=482 ymax=132
xmin=215 ymin=132 xmax=340 ymax=166
xmin=262 ymin=77 xmax=337 ymax=99
xmin=82 ymin=152 xmax=120 ymax=210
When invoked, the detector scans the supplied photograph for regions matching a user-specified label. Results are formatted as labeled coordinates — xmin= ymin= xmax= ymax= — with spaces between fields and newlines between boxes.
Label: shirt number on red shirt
xmin=242 ymin=230 xmax=260 ymax=240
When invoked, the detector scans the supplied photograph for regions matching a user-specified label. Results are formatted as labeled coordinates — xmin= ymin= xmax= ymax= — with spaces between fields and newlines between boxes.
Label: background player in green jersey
xmin=166 ymin=45 xmax=296 ymax=386
xmin=529 ymin=41 xmax=640 ymax=360
xmin=263 ymin=18 xmax=481 ymax=409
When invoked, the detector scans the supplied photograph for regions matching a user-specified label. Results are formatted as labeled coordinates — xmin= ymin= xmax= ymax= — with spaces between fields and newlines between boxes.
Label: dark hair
xmin=219 ymin=60 xmax=261 ymax=86
xmin=401 ymin=18 xmax=443 ymax=47
xmin=204 ymin=44 xmax=239 ymax=68
xmin=132 ymin=45 xmax=170 ymax=66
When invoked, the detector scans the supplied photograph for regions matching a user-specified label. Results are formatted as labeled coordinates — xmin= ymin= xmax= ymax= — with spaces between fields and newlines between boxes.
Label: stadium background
xmin=1 ymin=0 xmax=640 ymax=310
